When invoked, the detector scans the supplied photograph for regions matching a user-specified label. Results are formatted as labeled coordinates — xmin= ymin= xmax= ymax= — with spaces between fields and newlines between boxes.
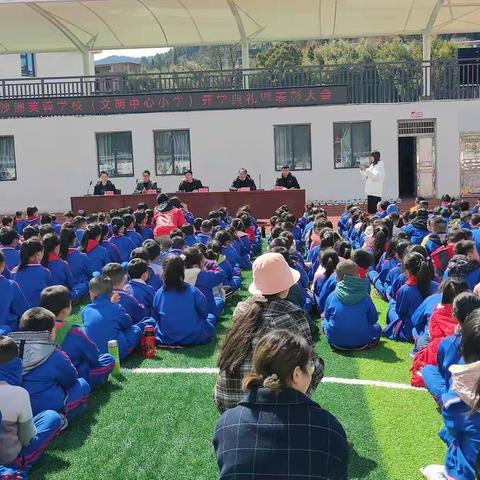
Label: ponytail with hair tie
xmin=263 ymin=373 xmax=281 ymax=389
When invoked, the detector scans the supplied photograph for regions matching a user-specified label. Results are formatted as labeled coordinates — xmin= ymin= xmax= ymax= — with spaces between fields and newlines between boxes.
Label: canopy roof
xmin=1 ymin=0 xmax=480 ymax=54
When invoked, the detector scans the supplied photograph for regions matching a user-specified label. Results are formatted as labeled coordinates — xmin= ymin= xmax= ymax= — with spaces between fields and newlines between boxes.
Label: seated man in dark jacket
xmin=94 ymin=171 xmax=117 ymax=196
xmin=178 ymin=170 xmax=203 ymax=192
xmin=134 ymin=170 xmax=158 ymax=193
xmin=230 ymin=168 xmax=256 ymax=191
xmin=275 ymin=165 xmax=300 ymax=189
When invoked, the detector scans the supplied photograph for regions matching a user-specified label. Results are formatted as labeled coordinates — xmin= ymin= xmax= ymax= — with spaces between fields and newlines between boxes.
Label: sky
xmin=94 ymin=48 xmax=171 ymax=60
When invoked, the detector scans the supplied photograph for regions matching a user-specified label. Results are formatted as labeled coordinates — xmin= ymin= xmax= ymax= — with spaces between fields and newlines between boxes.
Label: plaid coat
xmin=214 ymin=297 xmax=324 ymax=413
xmin=213 ymin=387 xmax=348 ymax=479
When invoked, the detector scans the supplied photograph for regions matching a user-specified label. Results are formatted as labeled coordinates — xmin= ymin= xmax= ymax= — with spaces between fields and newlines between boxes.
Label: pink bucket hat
xmin=249 ymin=252 xmax=301 ymax=296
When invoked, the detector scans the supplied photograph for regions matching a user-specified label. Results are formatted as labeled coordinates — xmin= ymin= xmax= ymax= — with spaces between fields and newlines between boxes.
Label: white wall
xmin=0 ymin=52 xmax=92 ymax=78
xmin=0 ymin=99 xmax=479 ymax=214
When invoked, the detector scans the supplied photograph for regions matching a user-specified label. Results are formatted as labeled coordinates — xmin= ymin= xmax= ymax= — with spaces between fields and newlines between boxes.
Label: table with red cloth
xmin=71 ymin=190 xmax=306 ymax=219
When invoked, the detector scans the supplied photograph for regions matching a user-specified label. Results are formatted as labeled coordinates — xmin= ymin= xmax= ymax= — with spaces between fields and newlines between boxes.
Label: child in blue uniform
xmin=422 ymin=292 xmax=480 ymax=404
xmin=402 ymin=209 xmax=429 ymax=245
xmin=10 ymin=308 xmax=90 ymax=420
xmin=24 ymin=207 xmax=40 ymax=231
xmin=421 ymin=311 xmax=480 ymax=480
xmin=206 ymin=240 xmax=242 ymax=292
xmin=313 ymin=248 xmax=339 ymax=316
xmin=183 ymin=247 xmax=226 ymax=318
xmin=100 ymin=223 xmax=121 ymax=264
xmin=108 ymin=218 xmax=136 ymax=262
xmin=369 ymin=235 xmax=402 ymax=293
xmin=82 ymin=275 xmax=144 ymax=359
xmin=80 ymin=224 xmax=109 ymax=274
xmin=40 ymin=286 xmax=115 ymax=389
xmin=0 ymin=227 xmax=20 ymax=271
xmin=153 ymin=256 xmax=216 ymax=346
xmin=181 ymin=224 xmax=198 ymax=247
xmin=0 ymin=336 xmax=62 ymax=470
xmin=384 ymin=252 xmax=439 ymax=342
xmin=421 ymin=216 xmax=447 ymax=255
xmin=375 ymin=240 xmax=410 ymax=300
xmin=0 ymin=251 xmax=29 ymax=334
xmin=123 ymin=214 xmax=144 ymax=248
xmin=324 ymin=260 xmax=381 ymax=350
xmin=142 ymin=240 xmax=165 ymax=290
xmin=195 ymin=220 xmax=213 ymax=245
xmin=131 ymin=247 xmax=163 ymax=292
xmin=13 ymin=240 xmax=52 ymax=308
xmin=59 ymin=228 xmax=92 ymax=300
xmin=443 ymin=240 xmax=480 ymax=289
xmin=126 ymin=259 xmax=157 ymax=318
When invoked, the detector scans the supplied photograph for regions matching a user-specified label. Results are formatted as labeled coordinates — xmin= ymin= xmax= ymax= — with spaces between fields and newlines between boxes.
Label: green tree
xmin=256 ymin=42 xmax=303 ymax=69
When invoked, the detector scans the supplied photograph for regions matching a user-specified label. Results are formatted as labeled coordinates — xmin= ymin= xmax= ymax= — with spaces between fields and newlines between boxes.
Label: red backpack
xmin=430 ymin=243 xmax=455 ymax=278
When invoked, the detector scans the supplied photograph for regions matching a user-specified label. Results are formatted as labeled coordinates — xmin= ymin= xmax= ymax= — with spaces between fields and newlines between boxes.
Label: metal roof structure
xmin=1 ymin=0 xmax=480 ymax=55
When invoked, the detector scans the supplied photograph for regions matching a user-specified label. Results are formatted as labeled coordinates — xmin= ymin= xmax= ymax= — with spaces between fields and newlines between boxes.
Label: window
xmin=0 ymin=136 xmax=17 ymax=181
xmin=96 ymin=132 xmax=134 ymax=177
xmin=334 ymin=122 xmax=371 ymax=169
xmin=154 ymin=130 xmax=191 ymax=175
xmin=20 ymin=53 xmax=35 ymax=77
xmin=274 ymin=125 xmax=312 ymax=171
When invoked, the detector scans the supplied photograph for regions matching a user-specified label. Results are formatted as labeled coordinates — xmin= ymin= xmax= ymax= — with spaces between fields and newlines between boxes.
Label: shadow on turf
xmin=349 ymin=442 xmax=378 ymax=478
xmin=332 ymin=339 xmax=402 ymax=364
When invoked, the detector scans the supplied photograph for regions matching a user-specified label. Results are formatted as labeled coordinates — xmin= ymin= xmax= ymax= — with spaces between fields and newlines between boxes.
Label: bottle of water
xmin=108 ymin=339 xmax=121 ymax=377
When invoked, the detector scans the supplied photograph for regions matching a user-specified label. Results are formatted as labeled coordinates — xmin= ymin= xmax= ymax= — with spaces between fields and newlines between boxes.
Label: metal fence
xmin=1 ymin=60 xmax=479 ymax=103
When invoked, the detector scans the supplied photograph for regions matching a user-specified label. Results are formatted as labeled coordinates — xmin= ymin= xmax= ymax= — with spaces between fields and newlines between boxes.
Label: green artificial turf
xmin=31 ymin=267 xmax=447 ymax=480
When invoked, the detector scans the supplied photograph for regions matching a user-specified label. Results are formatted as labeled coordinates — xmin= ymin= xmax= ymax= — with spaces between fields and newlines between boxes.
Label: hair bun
xmin=263 ymin=373 xmax=281 ymax=389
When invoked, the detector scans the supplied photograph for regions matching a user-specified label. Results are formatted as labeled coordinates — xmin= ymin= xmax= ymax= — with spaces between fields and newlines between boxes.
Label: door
xmin=416 ymin=136 xmax=436 ymax=197
xmin=398 ymin=137 xmax=416 ymax=197
xmin=460 ymin=133 xmax=480 ymax=195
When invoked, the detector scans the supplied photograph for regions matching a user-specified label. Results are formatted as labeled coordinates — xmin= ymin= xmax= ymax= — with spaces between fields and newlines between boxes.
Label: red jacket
xmin=153 ymin=208 xmax=186 ymax=237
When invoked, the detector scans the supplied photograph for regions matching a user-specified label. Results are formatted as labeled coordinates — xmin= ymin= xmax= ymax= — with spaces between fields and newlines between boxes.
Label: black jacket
xmin=275 ymin=173 xmax=300 ymax=189
xmin=230 ymin=176 xmax=256 ymax=191
xmin=134 ymin=181 xmax=158 ymax=193
xmin=94 ymin=180 xmax=116 ymax=196
xmin=178 ymin=179 xmax=203 ymax=192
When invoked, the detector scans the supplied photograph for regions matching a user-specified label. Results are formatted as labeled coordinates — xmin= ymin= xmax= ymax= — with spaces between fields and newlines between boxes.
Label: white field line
xmin=121 ymin=367 xmax=424 ymax=391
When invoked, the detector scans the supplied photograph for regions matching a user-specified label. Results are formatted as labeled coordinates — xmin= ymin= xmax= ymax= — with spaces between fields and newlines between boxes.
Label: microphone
xmin=259 ymin=174 xmax=262 ymax=190
xmin=86 ymin=180 xmax=93 ymax=196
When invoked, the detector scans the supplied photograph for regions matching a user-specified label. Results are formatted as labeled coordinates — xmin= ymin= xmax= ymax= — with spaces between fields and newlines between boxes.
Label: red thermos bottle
xmin=141 ymin=326 xmax=156 ymax=358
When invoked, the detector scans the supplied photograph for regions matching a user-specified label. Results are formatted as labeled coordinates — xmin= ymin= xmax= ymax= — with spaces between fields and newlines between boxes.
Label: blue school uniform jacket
xmin=82 ymin=295 xmax=136 ymax=355
xmin=114 ymin=288 xmax=147 ymax=324
xmin=15 ymin=219 xmax=26 ymax=234
xmin=194 ymin=233 xmax=211 ymax=245
xmin=184 ymin=235 xmax=197 ymax=247
xmin=440 ymin=389 xmax=480 ymax=480
xmin=370 ymin=255 xmax=399 ymax=294
xmin=47 ymin=257 xmax=75 ymax=289
xmin=411 ymin=293 xmax=442 ymax=340
xmin=125 ymin=230 xmax=144 ymax=249
xmin=75 ymin=229 xmax=85 ymax=245
xmin=0 ymin=246 xmax=20 ymax=271
xmin=323 ymin=280 xmax=380 ymax=349
xmin=153 ymin=283 xmax=215 ymax=346
xmin=22 ymin=346 xmax=80 ymax=415
xmin=184 ymin=267 xmax=226 ymax=316
xmin=101 ymin=240 xmax=121 ymax=264
xmin=0 ymin=275 xmax=29 ymax=332
xmin=438 ymin=333 xmax=463 ymax=390
xmin=217 ymin=258 xmax=242 ymax=291
xmin=402 ymin=223 xmax=429 ymax=245
xmin=66 ymin=249 xmax=93 ymax=286
xmin=85 ymin=244 xmax=109 ymax=274
xmin=313 ymin=273 xmax=337 ymax=315
xmin=141 ymin=226 xmax=154 ymax=241
xmin=12 ymin=264 xmax=53 ymax=308
xmin=127 ymin=280 xmax=156 ymax=318
xmin=222 ymin=245 xmax=240 ymax=269
xmin=108 ymin=234 xmax=136 ymax=262
xmin=147 ymin=267 xmax=163 ymax=292
xmin=443 ymin=265 xmax=480 ymax=290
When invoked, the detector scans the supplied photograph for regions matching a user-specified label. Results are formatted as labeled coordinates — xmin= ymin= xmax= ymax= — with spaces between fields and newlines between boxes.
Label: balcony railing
xmin=0 ymin=60 xmax=479 ymax=104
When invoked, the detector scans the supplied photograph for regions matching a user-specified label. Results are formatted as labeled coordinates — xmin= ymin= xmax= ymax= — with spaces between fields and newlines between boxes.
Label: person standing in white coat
xmin=360 ymin=151 xmax=385 ymax=214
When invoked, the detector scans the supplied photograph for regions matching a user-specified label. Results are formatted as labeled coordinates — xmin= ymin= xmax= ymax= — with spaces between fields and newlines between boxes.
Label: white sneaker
xmin=59 ymin=413 xmax=69 ymax=431
xmin=420 ymin=465 xmax=449 ymax=480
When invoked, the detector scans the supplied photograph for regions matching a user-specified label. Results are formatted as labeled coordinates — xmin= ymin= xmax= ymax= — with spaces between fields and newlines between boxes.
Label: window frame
xmin=20 ymin=53 xmax=36 ymax=78
xmin=333 ymin=121 xmax=372 ymax=170
xmin=273 ymin=123 xmax=312 ymax=172
xmin=0 ymin=136 xmax=17 ymax=182
xmin=153 ymin=129 xmax=192 ymax=176
xmin=95 ymin=131 xmax=134 ymax=178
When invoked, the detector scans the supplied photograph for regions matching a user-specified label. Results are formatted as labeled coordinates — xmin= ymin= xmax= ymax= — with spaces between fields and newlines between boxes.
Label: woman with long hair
xmin=360 ymin=150 xmax=385 ymax=214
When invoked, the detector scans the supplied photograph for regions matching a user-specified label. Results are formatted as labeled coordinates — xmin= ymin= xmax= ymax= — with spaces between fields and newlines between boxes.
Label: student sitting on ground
xmin=422 ymin=292 xmax=480 ymax=404
xmin=108 ymin=217 xmax=136 ymax=263
xmin=153 ymin=256 xmax=217 ymax=346
xmin=40 ymin=286 xmax=115 ymax=389
xmin=422 ymin=216 xmax=447 ymax=256
xmin=82 ymin=275 xmax=144 ymax=360
xmin=102 ymin=263 xmax=152 ymax=325
xmin=123 ymin=214 xmax=144 ymax=249
xmin=421 ymin=309 xmax=480 ymax=480
xmin=195 ymin=220 xmax=213 ymax=245
xmin=214 ymin=252 xmax=324 ymax=413
xmin=431 ymin=229 xmax=468 ymax=279
xmin=166 ymin=235 xmax=185 ymax=257
xmin=410 ymin=278 xmax=469 ymax=387
xmin=384 ymin=252 xmax=439 ymax=342
xmin=181 ymin=224 xmax=197 ymax=247
xmin=312 ymin=248 xmax=339 ymax=316
xmin=59 ymin=228 xmax=92 ymax=299
xmin=0 ymin=251 xmax=29 ymax=334
xmin=9 ymin=308 xmax=90 ymax=420
xmin=126 ymin=258 xmax=157 ymax=318
xmin=205 ymin=240 xmax=242 ymax=293
xmin=0 ymin=336 xmax=62 ymax=470
xmin=213 ymin=329 xmax=348 ymax=480
xmin=80 ymin=224 xmax=109 ymax=274
xmin=443 ymin=240 xmax=480 ymax=289
xmin=183 ymin=247 xmax=226 ymax=318
xmin=12 ymin=240 xmax=53 ymax=308
xmin=375 ymin=240 xmax=410 ymax=300
xmin=402 ymin=209 xmax=429 ymax=245
xmin=323 ymin=260 xmax=381 ymax=350
xmin=0 ymin=227 xmax=20 ymax=272
xmin=131 ymin=246 xmax=163 ymax=292
xmin=99 ymin=223 xmax=121 ymax=264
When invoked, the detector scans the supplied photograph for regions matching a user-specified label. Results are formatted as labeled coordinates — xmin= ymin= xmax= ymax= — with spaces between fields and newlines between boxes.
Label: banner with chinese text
xmin=0 ymin=85 xmax=348 ymax=119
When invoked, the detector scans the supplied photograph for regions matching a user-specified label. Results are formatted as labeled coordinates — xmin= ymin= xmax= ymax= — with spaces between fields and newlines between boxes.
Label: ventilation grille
xmin=398 ymin=120 xmax=435 ymax=136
